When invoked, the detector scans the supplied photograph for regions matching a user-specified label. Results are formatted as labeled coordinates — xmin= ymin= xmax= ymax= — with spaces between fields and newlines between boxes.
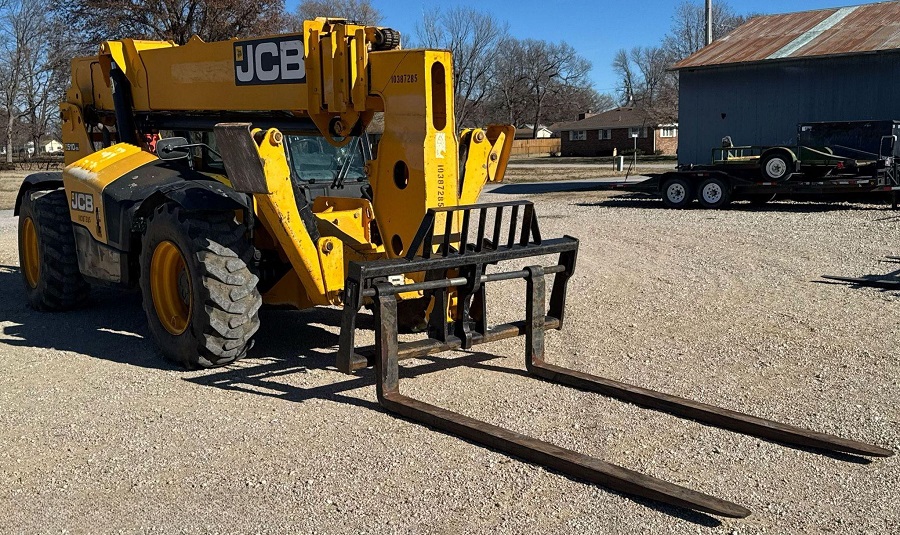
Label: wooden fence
xmin=510 ymin=138 xmax=560 ymax=157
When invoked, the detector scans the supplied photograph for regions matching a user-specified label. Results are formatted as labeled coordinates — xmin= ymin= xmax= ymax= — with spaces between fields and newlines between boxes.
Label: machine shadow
xmin=816 ymin=261 xmax=900 ymax=293
xmin=0 ymin=265 xmax=174 ymax=369
xmin=576 ymin=194 xmax=890 ymax=213
xmin=0 ymin=264 xmax=352 ymax=372
xmin=490 ymin=180 xmax=649 ymax=196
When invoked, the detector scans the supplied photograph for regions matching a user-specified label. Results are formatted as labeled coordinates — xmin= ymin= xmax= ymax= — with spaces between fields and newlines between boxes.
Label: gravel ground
xmin=1 ymin=189 xmax=898 ymax=534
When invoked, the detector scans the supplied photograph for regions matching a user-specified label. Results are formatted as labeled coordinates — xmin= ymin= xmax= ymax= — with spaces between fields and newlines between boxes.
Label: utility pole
xmin=705 ymin=0 xmax=713 ymax=46
xmin=632 ymin=133 xmax=638 ymax=169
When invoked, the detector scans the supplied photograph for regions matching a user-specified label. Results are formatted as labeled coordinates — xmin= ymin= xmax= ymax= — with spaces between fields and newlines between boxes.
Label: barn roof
xmin=673 ymin=1 xmax=900 ymax=70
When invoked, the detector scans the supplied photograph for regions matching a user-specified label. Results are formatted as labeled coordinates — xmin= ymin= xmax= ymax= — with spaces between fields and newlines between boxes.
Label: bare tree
xmin=57 ymin=0 xmax=290 ymax=46
xmin=295 ymin=0 xmax=381 ymax=25
xmin=488 ymin=42 xmax=531 ymax=126
xmin=612 ymin=49 xmax=637 ymax=105
xmin=489 ymin=37 xmax=597 ymax=132
xmin=662 ymin=0 xmax=751 ymax=60
xmin=631 ymin=46 xmax=672 ymax=104
xmin=541 ymin=85 xmax=613 ymax=124
xmin=0 ymin=0 xmax=50 ymax=163
xmin=415 ymin=7 xmax=508 ymax=128
xmin=611 ymin=1 xmax=755 ymax=122
xmin=507 ymin=39 xmax=592 ymax=138
xmin=21 ymin=15 xmax=74 ymax=154
xmin=613 ymin=47 xmax=674 ymax=107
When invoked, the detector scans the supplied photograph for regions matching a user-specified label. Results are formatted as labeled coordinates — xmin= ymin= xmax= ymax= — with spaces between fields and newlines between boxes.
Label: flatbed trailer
xmin=613 ymin=166 xmax=900 ymax=209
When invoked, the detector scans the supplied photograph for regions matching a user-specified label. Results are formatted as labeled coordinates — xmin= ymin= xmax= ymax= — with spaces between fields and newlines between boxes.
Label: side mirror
xmin=156 ymin=137 xmax=190 ymax=160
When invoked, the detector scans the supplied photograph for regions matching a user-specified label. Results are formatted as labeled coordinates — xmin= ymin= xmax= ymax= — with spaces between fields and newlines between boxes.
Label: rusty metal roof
xmin=673 ymin=1 xmax=900 ymax=70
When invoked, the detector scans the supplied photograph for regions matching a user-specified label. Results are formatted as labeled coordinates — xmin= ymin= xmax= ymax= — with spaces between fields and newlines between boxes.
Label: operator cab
xmin=146 ymin=117 xmax=373 ymax=203
xmin=283 ymin=133 xmax=370 ymax=201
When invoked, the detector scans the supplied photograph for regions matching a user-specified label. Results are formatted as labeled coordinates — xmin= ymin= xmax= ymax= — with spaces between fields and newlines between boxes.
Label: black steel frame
xmin=337 ymin=201 xmax=892 ymax=519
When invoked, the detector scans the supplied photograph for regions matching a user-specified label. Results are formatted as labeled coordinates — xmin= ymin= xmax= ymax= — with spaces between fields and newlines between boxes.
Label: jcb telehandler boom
xmin=14 ymin=18 xmax=891 ymax=519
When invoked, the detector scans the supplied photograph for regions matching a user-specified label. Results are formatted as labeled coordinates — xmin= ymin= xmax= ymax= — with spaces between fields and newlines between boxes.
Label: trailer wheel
xmin=139 ymin=203 xmax=261 ymax=369
xmin=696 ymin=177 xmax=732 ymax=209
xmin=661 ymin=177 xmax=693 ymax=208
xmin=761 ymin=151 xmax=792 ymax=181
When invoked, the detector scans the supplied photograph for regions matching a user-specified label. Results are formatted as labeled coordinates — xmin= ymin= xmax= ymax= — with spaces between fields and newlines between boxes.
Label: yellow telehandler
xmin=14 ymin=18 xmax=891 ymax=518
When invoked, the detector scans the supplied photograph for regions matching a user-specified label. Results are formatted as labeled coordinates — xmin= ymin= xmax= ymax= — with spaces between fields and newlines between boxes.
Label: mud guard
xmin=14 ymin=172 xmax=64 ymax=215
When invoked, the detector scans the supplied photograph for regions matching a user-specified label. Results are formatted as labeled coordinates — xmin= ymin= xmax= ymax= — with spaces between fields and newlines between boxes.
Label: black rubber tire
xmin=696 ymin=177 xmax=732 ymax=209
xmin=139 ymin=204 xmax=261 ymax=369
xmin=374 ymin=28 xmax=401 ymax=50
xmin=18 ymin=189 xmax=90 ymax=310
xmin=760 ymin=151 xmax=792 ymax=181
xmin=661 ymin=177 xmax=693 ymax=208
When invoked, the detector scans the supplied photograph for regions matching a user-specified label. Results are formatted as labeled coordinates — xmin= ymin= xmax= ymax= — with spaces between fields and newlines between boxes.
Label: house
xmin=673 ymin=1 xmax=900 ymax=165
xmin=553 ymin=107 xmax=678 ymax=157
xmin=44 ymin=139 xmax=63 ymax=154
xmin=514 ymin=124 xmax=553 ymax=140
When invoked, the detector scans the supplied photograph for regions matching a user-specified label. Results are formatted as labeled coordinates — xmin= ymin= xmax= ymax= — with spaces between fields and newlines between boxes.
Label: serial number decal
xmin=390 ymin=74 xmax=418 ymax=84
xmin=436 ymin=164 xmax=445 ymax=207
xmin=70 ymin=192 xmax=94 ymax=213
xmin=234 ymin=36 xmax=306 ymax=86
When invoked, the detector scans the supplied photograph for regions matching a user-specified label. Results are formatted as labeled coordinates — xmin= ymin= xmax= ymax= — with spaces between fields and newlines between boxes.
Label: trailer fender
xmin=14 ymin=172 xmax=64 ymax=215
xmin=761 ymin=146 xmax=797 ymax=164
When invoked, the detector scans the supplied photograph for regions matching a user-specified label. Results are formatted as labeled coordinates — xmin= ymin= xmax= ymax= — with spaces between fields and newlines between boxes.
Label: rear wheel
xmin=696 ymin=177 xmax=732 ymax=209
xmin=661 ymin=177 xmax=693 ymax=208
xmin=139 ymin=204 xmax=261 ymax=368
xmin=18 ymin=189 xmax=90 ymax=310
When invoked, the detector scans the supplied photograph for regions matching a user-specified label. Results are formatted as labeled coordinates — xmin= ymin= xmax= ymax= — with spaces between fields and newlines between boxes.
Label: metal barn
xmin=673 ymin=1 xmax=900 ymax=166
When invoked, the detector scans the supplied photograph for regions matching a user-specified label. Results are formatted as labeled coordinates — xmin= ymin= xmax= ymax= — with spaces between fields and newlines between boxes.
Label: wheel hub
xmin=766 ymin=158 xmax=787 ymax=179
xmin=667 ymin=184 xmax=686 ymax=202
xmin=702 ymin=184 xmax=722 ymax=203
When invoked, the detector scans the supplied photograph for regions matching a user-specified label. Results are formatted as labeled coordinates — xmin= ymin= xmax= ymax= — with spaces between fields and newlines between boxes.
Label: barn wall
xmin=677 ymin=51 xmax=900 ymax=165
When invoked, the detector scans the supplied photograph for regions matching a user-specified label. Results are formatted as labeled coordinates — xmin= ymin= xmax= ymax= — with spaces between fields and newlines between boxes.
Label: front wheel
xmin=661 ymin=177 xmax=693 ymax=208
xmin=139 ymin=204 xmax=261 ymax=368
xmin=696 ymin=177 xmax=732 ymax=209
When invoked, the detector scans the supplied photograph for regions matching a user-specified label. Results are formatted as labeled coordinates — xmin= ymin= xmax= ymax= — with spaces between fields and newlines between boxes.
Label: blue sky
xmin=287 ymin=1 xmax=862 ymax=94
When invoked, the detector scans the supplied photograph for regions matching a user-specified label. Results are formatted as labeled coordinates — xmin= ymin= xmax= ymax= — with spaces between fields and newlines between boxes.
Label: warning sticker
xmin=435 ymin=133 xmax=446 ymax=159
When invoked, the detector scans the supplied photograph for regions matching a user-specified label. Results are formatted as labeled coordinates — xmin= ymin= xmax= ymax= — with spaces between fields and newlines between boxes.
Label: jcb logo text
xmin=234 ymin=36 xmax=305 ymax=86
xmin=71 ymin=192 xmax=94 ymax=213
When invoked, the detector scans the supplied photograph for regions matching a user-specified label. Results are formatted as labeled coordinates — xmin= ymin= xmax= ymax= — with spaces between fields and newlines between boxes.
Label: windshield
xmin=285 ymin=134 xmax=367 ymax=183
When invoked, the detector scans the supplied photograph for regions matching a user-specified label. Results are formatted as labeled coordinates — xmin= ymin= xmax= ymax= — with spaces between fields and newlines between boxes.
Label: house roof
xmin=674 ymin=1 xmax=900 ymax=70
xmin=515 ymin=124 xmax=551 ymax=136
xmin=552 ymin=107 xmax=661 ymax=131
